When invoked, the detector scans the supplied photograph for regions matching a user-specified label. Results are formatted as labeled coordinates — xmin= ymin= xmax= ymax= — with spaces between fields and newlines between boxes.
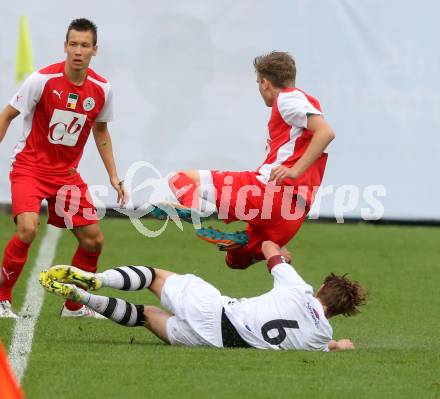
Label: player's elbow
xmin=328 ymin=128 xmax=336 ymax=142
xmin=92 ymin=122 xmax=108 ymax=135
xmin=323 ymin=127 xmax=335 ymax=143
xmin=1 ymin=105 xmax=20 ymax=122
xmin=317 ymin=127 xmax=335 ymax=149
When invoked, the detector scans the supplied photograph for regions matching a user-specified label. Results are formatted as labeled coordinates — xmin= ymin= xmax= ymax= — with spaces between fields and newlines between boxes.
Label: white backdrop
xmin=0 ymin=0 xmax=439 ymax=220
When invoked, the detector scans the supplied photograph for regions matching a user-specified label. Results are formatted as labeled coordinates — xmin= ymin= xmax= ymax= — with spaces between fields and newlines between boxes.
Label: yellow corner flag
xmin=15 ymin=15 xmax=34 ymax=84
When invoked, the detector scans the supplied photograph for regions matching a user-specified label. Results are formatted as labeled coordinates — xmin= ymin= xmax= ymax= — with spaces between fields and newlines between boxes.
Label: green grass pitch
xmin=1 ymin=213 xmax=439 ymax=398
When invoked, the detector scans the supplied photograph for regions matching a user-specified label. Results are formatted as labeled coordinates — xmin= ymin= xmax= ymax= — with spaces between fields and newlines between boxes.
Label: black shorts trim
xmin=221 ymin=308 xmax=252 ymax=349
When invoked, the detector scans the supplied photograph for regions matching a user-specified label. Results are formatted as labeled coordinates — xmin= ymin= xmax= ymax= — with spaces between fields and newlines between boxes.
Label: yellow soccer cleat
xmin=39 ymin=270 xmax=82 ymax=302
xmin=45 ymin=265 xmax=102 ymax=291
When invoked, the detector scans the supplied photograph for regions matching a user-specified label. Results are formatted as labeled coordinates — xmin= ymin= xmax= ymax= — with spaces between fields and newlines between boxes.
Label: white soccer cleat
xmin=0 ymin=300 xmax=19 ymax=319
xmin=60 ymin=305 xmax=107 ymax=319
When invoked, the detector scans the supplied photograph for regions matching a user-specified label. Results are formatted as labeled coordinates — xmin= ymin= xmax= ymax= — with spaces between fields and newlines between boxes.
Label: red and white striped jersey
xmin=9 ymin=61 xmax=113 ymax=176
xmin=256 ymin=88 xmax=328 ymax=202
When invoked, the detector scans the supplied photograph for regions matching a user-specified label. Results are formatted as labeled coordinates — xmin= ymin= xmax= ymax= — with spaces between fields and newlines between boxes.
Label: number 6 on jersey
xmin=261 ymin=319 xmax=299 ymax=345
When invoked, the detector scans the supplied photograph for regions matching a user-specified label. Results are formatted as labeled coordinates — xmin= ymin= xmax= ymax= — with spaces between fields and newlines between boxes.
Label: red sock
xmin=169 ymin=172 xmax=199 ymax=208
xmin=0 ymin=235 xmax=31 ymax=302
xmin=225 ymin=248 xmax=265 ymax=270
xmin=64 ymin=246 xmax=101 ymax=311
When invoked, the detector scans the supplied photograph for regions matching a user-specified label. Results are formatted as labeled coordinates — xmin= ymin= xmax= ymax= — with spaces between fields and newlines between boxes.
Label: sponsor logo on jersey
xmin=48 ymin=109 xmax=86 ymax=147
xmin=83 ymin=97 xmax=95 ymax=112
xmin=306 ymin=302 xmax=320 ymax=328
xmin=66 ymin=93 xmax=79 ymax=110
xmin=53 ymin=89 xmax=63 ymax=100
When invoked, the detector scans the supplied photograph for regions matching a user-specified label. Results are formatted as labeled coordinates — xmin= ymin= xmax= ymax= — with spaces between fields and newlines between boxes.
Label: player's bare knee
xmin=148 ymin=269 xmax=175 ymax=298
xmin=93 ymin=231 xmax=105 ymax=251
xmin=79 ymin=230 xmax=104 ymax=252
xmin=16 ymin=221 xmax=38 ymax=243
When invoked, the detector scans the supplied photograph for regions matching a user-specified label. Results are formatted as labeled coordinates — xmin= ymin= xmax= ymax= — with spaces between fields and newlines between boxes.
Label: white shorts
xmin=161 ymin=274 xmax=223 ymax=347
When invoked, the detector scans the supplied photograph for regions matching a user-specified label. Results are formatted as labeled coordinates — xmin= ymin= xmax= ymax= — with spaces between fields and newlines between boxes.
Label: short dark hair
xmin=317 ymin=273 xmax=367 ymax=318
xmin=66 ymin=18 xmax=98 ymax=46
xmin=253 ymin=51 xmax=296 ymax=88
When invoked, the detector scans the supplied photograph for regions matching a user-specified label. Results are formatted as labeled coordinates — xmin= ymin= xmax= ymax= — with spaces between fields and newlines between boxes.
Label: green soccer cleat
xmin=44 ymin=265 xmax=102 ymax=291
xmin=148 ymin=203 xmax=204 ymax=223
xmin=39 ymin=271 xmax=82 ymax=302
xmin=195 ymin=227 xmax=249 ymax=251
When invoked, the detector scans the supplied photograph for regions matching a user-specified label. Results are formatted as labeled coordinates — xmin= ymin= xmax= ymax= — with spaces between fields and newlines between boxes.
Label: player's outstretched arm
xmin=0 ymin=105 xmax=20 ymax=144
xmin=261 ymin=240 xmax=282 ymax=260
xmin=263 ymin=240 xmax=306 ymax=289
xmin=328 ymin=339 xmax=355 ymax=351
xmin=92 ymin=121 xmax=127 ymax=206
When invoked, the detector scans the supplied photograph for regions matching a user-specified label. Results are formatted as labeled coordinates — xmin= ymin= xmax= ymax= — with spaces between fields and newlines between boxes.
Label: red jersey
xmin=9 ymin=61 xmax=113 ymax=177
xmin=256 ymin=88 xmax=328 ymax=202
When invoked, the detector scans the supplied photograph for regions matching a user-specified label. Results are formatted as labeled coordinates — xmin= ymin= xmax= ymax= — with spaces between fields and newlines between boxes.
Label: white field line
xmin=8 ymin=224 xmax=61 ymax=383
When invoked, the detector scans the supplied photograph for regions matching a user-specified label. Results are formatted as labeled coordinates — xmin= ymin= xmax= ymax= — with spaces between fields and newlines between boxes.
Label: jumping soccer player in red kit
xmin=152 ymin=51 xmax=335 ymax=270
xmin=0 ymin=18 xmax=126 ymax=318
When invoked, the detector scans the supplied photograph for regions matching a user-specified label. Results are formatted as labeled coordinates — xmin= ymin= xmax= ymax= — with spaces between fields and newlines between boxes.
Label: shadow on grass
xmin=48 ymin=337 xmax=166 ymax=347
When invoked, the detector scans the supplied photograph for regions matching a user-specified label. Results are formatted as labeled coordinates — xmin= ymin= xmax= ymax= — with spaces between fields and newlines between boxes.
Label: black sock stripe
xmin=118 ymin=301 xmax=133 ymax=326
xmin=115 ymin=267 xmax=131 ymax=290
xmin=127 ymin=266 xmax=147 ymax=289
xmin=135 ymin=305 xmax=145 ymax=326
xmin=148 ymin=267 xmax=156 ymax=284
xmin=102 ymin=297 xmax=117 ymax=319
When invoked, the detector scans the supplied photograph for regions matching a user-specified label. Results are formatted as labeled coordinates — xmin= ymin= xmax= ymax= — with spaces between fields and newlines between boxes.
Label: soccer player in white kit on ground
xmin=39 ymin=241 xmax=367 ymax=351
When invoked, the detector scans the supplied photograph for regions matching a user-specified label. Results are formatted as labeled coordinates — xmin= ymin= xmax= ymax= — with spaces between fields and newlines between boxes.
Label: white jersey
xmin=221 ymin=260 xmax=333 ymax=351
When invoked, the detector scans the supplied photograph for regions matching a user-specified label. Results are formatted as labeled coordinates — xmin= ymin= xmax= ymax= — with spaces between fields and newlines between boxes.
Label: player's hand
xmin=269 ymin=166 xmax=298 ymax=184
xmin=336 ymin=339 xmax=355 ymax=351
xmin=280 ymin=246 xmax=292 ymax=264
xmin=110 ymin=176 xmax=128 ymax=207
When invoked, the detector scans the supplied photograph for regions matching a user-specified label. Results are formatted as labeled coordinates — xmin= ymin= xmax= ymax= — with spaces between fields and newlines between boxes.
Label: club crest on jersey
xmin=83 ymin=97 xmax=95 ymax=112
xmin=66 ymin=93 xmax=79 ymax=110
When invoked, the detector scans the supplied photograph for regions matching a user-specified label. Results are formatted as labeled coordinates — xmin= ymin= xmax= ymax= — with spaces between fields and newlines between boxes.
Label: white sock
xmin=81 ymin=292 xmax=144 ymax=327
xmin=198 ymin=170 xmax=218 ymax=216
xmin=96 ymin=266 xmax=155 ymax=291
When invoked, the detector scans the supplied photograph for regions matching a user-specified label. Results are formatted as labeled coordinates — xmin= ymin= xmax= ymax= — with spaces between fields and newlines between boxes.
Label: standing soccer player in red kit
xmin=0 ymin=18 xmax=126 ymax=318
xmin=153 ymin=52 xmax=335 ymax=270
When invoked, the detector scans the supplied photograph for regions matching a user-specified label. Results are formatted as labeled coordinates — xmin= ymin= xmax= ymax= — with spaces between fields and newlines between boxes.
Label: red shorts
xmin=224 ymin=213 xmax=306 ymax=269
xmin=211 ymin=170 xmax=308 ymax=268
xmin=10 ymin=169 xmax=98 ymax=229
